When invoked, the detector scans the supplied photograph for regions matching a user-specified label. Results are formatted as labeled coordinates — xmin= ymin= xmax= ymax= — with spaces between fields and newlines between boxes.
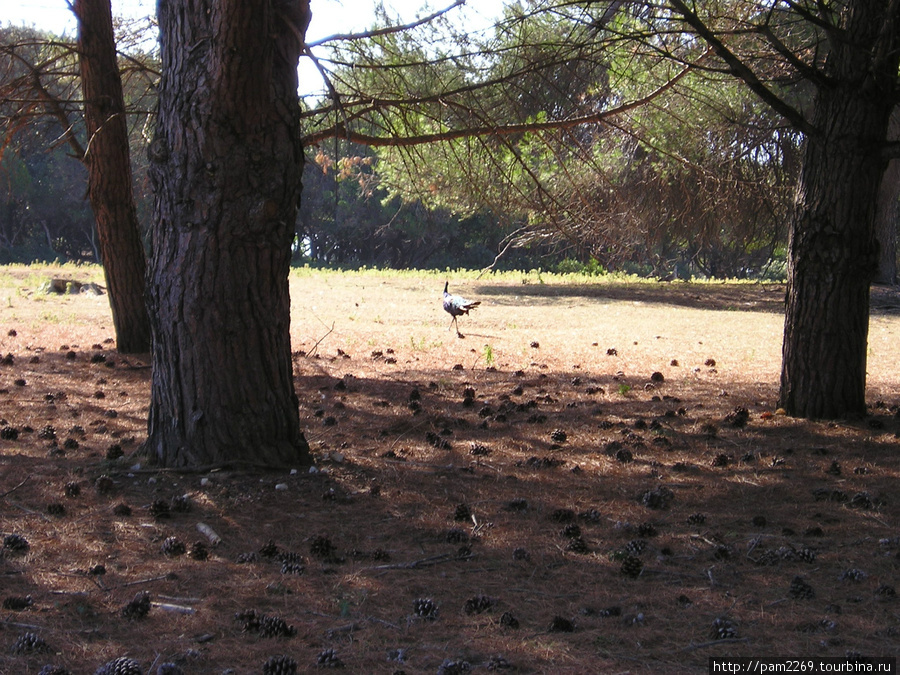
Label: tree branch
xmin=302 ymin=59 xmax=696 ymax=147
xmin=307 ymin=0 xmax=465 ymax=48
xmin=666 ymin=0 xmax=814 ymax=137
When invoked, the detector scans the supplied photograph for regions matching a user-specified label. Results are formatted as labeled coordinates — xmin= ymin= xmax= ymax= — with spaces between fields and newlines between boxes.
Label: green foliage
xmin=483 ymin=343 xmax=495 ymax=367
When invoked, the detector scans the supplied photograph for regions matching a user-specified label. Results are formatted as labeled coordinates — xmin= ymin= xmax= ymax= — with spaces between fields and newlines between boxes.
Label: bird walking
xmin=442 ymin=281 xmax=480 ymax=338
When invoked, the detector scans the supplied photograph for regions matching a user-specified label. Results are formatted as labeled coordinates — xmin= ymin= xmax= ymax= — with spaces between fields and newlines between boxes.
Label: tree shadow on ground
xmin=474 ymin=281 xmax=900 ymax=316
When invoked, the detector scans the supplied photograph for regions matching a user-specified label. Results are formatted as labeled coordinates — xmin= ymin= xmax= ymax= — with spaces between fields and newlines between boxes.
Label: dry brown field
xmin=0 ymin=264 xmax=898 ymax=674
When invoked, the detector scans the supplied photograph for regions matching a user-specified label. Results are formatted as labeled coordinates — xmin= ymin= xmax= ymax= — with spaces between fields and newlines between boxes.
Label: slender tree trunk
xmin=75 ymin=0 xmax=151 ymax=353
xmin=778 ymin=1 xmax=900 ymax=419
xmin=874 ymin=108 xmax=899 ymax=286
xmin=144 ymin=0 xmax=311 ymax=468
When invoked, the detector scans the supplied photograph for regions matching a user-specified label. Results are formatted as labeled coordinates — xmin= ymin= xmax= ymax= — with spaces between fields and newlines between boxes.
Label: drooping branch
xmin=666 ymin=0 xmax=815 ymax=137
xmin=302 ymin=58 xmax=696 ymax=147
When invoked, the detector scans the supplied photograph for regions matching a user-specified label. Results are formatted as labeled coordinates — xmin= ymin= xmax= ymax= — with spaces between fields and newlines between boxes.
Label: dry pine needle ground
xmin=0 ymin=265 xmax=898 ymax=674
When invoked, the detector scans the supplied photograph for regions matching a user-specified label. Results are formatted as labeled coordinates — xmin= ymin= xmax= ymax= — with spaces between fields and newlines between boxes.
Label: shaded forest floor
xmin=1 ymin=265 xmax=899 ymax=674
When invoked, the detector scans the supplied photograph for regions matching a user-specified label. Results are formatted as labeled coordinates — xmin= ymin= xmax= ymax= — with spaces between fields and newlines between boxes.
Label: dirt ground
xmin=0 ymin=265 xmax=898 ymax=674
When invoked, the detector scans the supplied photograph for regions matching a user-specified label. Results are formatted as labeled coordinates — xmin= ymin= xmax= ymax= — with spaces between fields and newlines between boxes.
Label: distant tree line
xmin=0 ymin=14 xmax=818 ymax=279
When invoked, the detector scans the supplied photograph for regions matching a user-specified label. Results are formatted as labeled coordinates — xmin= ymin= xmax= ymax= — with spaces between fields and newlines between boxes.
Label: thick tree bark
xmin=144 ymin=0 xmax=312 ymax=468
xmin=75 ymin=0 xmax=151 ymax=353
xmin=874 ymin=109 xmax=899 ymax=286
xmin=778 ymin=1 xmax=900 ymax=419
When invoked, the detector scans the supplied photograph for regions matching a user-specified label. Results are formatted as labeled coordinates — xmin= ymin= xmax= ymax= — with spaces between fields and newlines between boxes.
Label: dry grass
xmin=0 ymin=264 xmax=899 ymax=674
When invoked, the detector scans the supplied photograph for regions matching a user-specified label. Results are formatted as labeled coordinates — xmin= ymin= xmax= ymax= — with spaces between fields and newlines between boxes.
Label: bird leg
xmin=450 ymin=316 xmax=465 ymax=338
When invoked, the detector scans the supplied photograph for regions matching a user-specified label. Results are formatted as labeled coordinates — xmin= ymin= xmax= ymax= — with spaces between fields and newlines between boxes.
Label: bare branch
xmin=307 ymin=0 xmax=465 ymax=48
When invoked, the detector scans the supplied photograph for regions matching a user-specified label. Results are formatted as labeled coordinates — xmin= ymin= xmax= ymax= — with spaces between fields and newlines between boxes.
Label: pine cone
xmin=38 ymin=666 xmax=73 ymax=675
xmin=11 ymin=631 xmax=51 ymax=654
xmin=437 ymin=659 xmax=471 ymax=675
xmin=566 ymin=537 xmax=590 ymax=554
xmin=711 ymin=617 xmax=737 ymax=639
xmin=3 ymin=533 xmax=30 ymax=553
xmin=548 ymin=616 xmax=575 ymax=632
xmin=796 ymin=546 xmax=816 ymax=563
xmin=281 ymin=561 xmax=305 ymax=575
xmin=94 ymin=657 xmax=142 ymax=675
xmin=620 ymin=555 xmax=643 ymax=578
xmin=262 ymin=655 xmax=298 ymax=675
xmin=499 ymin=611 xmax=519 ymax=628
xmin=121 ymin=591 xmax=151 ymax=619
xmin=487 ymin=655 xmax=512 ymax=671
xmin=189 ymin=541 xmax=209 ymax=560
xmin=561 ymin=523 xmax=581 ymax=538
xmin=170 ymin=494 xmax=192 ymax=512
xmin=840 ymin=568 xmax=867 ymax=582
xmin=148 ymin=499 xmax=170 ymax=519
xmin=789 ymin=576 xmax=815 ymax=599
xmin=413 ymin=597 xmax=438 ymax=620
xmin=625 ymin=539 xmax=647 ymax=555
xmin=235 ymin=609 xmax=262 ymax=632
xmin=309 ymin=535 xmax=336 ymax=558
xmin=259 ymin=540 xmax=280 ymax=558
xmin=259 ymin=614 xmax=297 ymax=638
xmin=3 ymin=594 xmax=33 ymax=610
xmin=94 ymin=475 xmax=114 ymax=494
xmin=636 ymin=522 xmax=657 ymax=537
xmin=161 ymin=536 xmax=186 ymax=557
xmin=640 ymin=487 xmax=673 ymax=510
xmin=156 ymin=664 xmax=184 ymax=675
xmin=453 ymin=503 xmax=472 ymax=521
xmin=463 ymin=595 xmax=495 ymax=615
xmin=316 ymin=648 xmax=344 ymax=668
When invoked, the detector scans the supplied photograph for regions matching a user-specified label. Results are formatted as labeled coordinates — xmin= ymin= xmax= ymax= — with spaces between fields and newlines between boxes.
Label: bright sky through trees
xmin=4 ymin=0 xmax=508 ymax=97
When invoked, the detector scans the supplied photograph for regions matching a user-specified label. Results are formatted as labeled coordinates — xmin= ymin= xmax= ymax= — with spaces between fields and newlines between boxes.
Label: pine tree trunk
xmin=144 ymin=0 xmax=312 ymax=468
xmin=778 ymin=1 xmax=900 ymax=419
xmin=874 ymin=109 xmax=899 ymax=286
xmin=75 ymin=0 xmax=151 ymax=353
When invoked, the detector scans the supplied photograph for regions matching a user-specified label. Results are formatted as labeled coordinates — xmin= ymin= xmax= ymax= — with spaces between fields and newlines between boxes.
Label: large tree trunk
xmin=74 ymin=0 xmax=151 ymax=353
xmin=144 ymin=0 xmax=312 ymax=468
xmin=874 ymin=108 xmax=900 ymax=286
xmin=778 ymin=1 xmax=900 ymax=419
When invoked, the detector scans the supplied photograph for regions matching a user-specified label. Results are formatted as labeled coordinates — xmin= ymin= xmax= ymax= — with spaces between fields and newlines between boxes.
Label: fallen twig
xmin=682 ymin=637 xmax=750 ymax=651
xmin=112 ymin=574 xmax=171 ymax=589
xmin=306 ymin=321 xmax=335 ymax=358
xmin=367 ymin=552 xmax=472 ymax=571
xmin=0 ymin=477 xmax=29 ymax=498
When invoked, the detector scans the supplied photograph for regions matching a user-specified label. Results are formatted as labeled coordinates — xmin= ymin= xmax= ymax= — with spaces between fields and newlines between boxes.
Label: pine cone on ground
xmin=148 ymin=499 xmax=170 ymax=519
xmin=463 ymin=595 xmax=495 ymax=615
xmin=3 ymin=533 xmax=30 ymax=553
xmin=3 ymin=594 xmax=33 ymax=610
xmin=711 ymin=617 xmax=737 ymax=639
xmin=413 ymin=597 xmax=438 ymax=620
xmin=156 ymin=664 xmax=184 ymax=675
xmin=789 ymin=576 xmax=815 ymax=599
xmin=498 ymin=611 xmax=519 ymax=628
xmin=189 ymin=541 xmax=209 ymax=560
xmin=235 ymin=609 xmax=262 ymax=632
xmin=161 ymin=536 xmax=186 ymax=557
xmin=94 ymin=657 xmax=142 ymax=675
xmin=121 ymin=591 xmax=151 ymax=619
xmin=259 ymin=614 xmax=297 ymax=638
xmin=263 ymin=655 xmax=298 ymax=675
xmin=38 ymin=666 xmax=73 ymax=675
xmin=316 ymin=648 xmax=344 ymax=668
xmin=620 ymin=555 xmax=643 ymax=578
xmin=11 ymin=631 xmax=51 ymax=654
